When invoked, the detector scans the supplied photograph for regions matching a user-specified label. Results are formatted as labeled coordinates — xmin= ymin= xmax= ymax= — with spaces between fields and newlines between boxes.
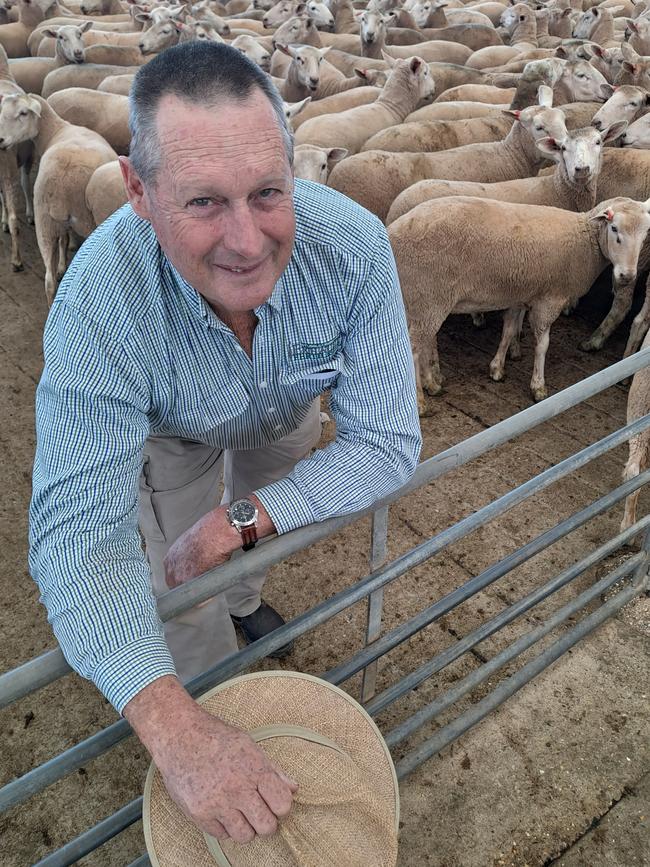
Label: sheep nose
xmin=574 ymin=165 xmax=590 ymax=176
xmin=593 ymin=119 xmax=603 ymax=130
xmin=616 ymin=270 xmax=635 ymax=283
xmin=139 ymin=42 xmax=145 ymax=50
xmin=263 ymin=16 xmax=269 ymax=26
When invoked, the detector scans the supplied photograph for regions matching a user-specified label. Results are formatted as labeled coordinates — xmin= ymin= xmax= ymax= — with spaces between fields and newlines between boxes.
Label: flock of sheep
xmin=0 ymin=0 xmax=648 ymax=528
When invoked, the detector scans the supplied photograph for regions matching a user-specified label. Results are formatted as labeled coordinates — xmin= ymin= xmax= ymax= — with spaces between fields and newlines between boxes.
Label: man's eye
xmin=189 ymin=198 xmax=213 ymax=207
xmin=258 ymin=188 xmax=279 ymax=199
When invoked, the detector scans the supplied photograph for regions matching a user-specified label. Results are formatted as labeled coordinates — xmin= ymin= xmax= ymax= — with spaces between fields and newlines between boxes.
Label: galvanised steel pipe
xmin=385 ymin=555 xmax=644 ymax=749
xmin=2 ymin=349 xmax=650 ymax=711
xmin=322 ymin=466 xmax=650 ymax=686
xmin=367 ymin=516 xmax=650 ymax=717
xmin=2 ymin=465 xmax=650 ymax=815
xmin=394 ymin=577 xmax=642 ymax=778
xmin=33 ymin=798 xmax=143 ymax=867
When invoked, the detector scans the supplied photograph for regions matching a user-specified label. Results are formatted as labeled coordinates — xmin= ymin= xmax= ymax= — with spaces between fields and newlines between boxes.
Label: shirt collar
xmin=164 ymin=256 xmax=285 ymax=327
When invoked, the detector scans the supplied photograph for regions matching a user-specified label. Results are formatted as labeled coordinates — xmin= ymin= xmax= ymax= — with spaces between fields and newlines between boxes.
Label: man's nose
xmin=222 ymin=204 xmax=265 ymax=258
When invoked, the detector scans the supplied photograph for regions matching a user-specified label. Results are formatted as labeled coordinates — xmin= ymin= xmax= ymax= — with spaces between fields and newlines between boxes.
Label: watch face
xmin=230 ymin=499 xmax=257 ymax=524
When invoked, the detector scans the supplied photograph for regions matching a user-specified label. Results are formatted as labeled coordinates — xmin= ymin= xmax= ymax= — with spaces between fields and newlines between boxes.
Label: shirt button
xmin=259 ymin=381 xmax=268 ymax=389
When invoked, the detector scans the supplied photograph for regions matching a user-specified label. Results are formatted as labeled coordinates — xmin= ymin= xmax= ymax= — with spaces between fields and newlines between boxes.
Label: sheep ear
xmin=285 ymin=95 xmax=311 ymax=117
xmin=503 ymin=108 xmax=521 ymax=119
xmin=134 ymin=10 xmax=151 ymax=20
xmin=295 ymin=1 xmax=306 ymax=12
xmin=327 ymin=147 xmax=348 ymax=165
xmin=623 ymin=60 xmax=639 ymax=73
xmin=41 ymin=27 xmax=59 ymax=37
xmin=26 ymin=96 xmax=41 ymax=117
xmin=590 ymin=206 xmax=615 ymax=222
xmin=600 ymin=82 xmax=615 ymax=98
xmin=353 ymin=66 xmax=369 ymax=79
xmin=607 ymin=3 xmax=625 ymax=12
xmin=318 ymin=45 xmax=331 ymax=57
xmin=536 ymin=135 xmax=564 ymax=157
xmin=555 ymin=46 xmax=568 ymax=57
xmin=621 ymin=41 xmax=640 ymax=60
xmin=589 ymin=43 xmax=604 ymax=57
xmin=381 ymin=49 xmax=397 ymax=66
xmin=538 ymin=84 xmax=554 ymax=107
xmin=409 ymin=56 xmax=422 ymax=73
xmin=627 ymin=18 xmax=639 ymax=31
xmin=602 ymin=119 xmax=628 ymax=141
xmin=276 ymin=41 xmax=293 ymax=56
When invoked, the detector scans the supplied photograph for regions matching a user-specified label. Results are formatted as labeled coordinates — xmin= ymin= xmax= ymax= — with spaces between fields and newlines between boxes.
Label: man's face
xmin=121 ymin=90 xmax=296 ymax=319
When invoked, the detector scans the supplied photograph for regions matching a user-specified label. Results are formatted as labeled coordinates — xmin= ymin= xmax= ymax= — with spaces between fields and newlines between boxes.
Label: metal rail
xmin=3 ymin=349 xmax=650 ymax=866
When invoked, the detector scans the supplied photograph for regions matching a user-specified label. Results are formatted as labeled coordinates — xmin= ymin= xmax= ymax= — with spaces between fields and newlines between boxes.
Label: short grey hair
xmin=128 ymin=41 xmax=294 ymax=186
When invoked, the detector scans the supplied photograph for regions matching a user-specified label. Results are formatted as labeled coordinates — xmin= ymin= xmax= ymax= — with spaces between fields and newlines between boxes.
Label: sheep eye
xmin=611 ymin=225 xmax=618 ymax=233
xmin=535 ymin=124 xmax=543 ymax=131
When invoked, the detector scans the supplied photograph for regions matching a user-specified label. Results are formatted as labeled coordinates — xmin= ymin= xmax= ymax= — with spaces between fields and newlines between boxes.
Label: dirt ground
xmin=1 ymin=217 xmax=649 ymax=867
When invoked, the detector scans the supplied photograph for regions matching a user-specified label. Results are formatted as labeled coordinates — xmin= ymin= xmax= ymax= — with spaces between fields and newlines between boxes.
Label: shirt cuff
xmin=92 ymin=634 xmax=178 ymax=715
xmin=255 ymin=476 xmax=317 ymax=534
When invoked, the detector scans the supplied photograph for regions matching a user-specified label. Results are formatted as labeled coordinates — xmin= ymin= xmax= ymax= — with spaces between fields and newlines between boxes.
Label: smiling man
xmin=29 ymin=42 xmax=420 ymax=845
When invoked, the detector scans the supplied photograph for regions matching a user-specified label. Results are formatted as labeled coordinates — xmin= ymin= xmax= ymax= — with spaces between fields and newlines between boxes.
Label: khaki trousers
xmin=138 ymin=399 xmax=321 ymax=684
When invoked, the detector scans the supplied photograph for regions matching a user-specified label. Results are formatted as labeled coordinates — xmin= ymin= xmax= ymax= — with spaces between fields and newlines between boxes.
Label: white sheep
xmin=0 ymin=92 xmax=118 ymax=303
xmin=329 ymin=86 xmax=573 ymax=220
xmin=388 ymin=195 xmax=650 ymax=410
xmin=8 ymin=22 xmax=90 ymax=95
xmin=294 ymin=53 xmax=434 ymax=153
xmin=386 ymin=120 xmax=628 ymax=223
xmin=46 ymin=86 xmax=130 ymax=153
xmin=620 ymin=327 xmax=650 ymax=532
xmin=293 ymin=142 xmax=348 ymax=181
xmin=85 ymin=158 xmax=126 ymax=224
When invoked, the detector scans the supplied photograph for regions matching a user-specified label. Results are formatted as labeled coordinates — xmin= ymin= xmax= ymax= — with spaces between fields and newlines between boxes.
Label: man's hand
xmin=163 ymin=495 xmax=277 ymax=588
xmin=164 ymin=506 xmax=236 ymax=588
xmin=125 ymin=676 xmax=298 ymax=842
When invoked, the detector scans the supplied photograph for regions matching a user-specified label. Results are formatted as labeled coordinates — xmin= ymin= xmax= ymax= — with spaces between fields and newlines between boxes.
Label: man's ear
xmin=118 ymin=156 xmax=151 ymax=221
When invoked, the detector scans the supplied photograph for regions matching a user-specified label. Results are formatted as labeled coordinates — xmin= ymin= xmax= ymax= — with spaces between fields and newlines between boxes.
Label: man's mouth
xmin=215 ymin=260 xmax=264 ymax=274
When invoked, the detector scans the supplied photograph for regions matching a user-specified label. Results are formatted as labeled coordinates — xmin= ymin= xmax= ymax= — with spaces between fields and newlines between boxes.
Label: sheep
xmin=466 ymin=45 xmax=524 ymax=69
xmin=500 ymin=3 xmax=538 ymax=51
xmin=620 ymin=327 xmax=650 ymax=532
xmin=0 ymin=0 xmax=52 ymax=57
xmin=0 ymin=45 xmax=31 ymax=271
xmin=626 ymin=15 xmax=650 ymax=54
xmin=386 ymin=120 xmax=628 ymax=223
xmin=295 ymin=53 xmax=434 ymax=152
xmin=591 ymin=84 xmax=650 ymax=130
xmin=434 ymin=83 xmax=515 ymax=103
xmin=328 ymin=0 xmax=358 ymax=34
xmin=572 ymin=4 xmax=625 ymax=48
xmin=0 ymin=91 xmax=118 ymax=303
xmin=293 ymin=142 xmax=348 ymax=181
xmin=621 ymin=109 xmax=650 ymax=145
xmin=508 ymin=57 xmax=611 ymax=109
xmin=272 ymin=42 xmax=366 ymax=101
xmin=361 ymin=110 xmax=511 ymax=151
xmin=388 ymin=194 xmax=650 ymax=410
xmin=410 ymin=0 xmax=493 ymax=29
xmin=615 ymin=42 xmax=650 ymax=89
xmin=41 ymin=62 xmax=141 ymax=98
xmin=417 ymin=23 xmax=503 ymax=51
xmin=230 ymin=32 xmax=271 ymax=69
xmin=84 ymin=158 xmax=125 ymax=224
xmin=289 ymin=84 xmax=381 ymax=128
xmin=329 ymin=88 xmax=576 ymax=220
xmin=405 ymin=98 xmax=505 ymax=121
xmin=96 ymin=71 xmax=133 ymax=94
xmin=46 ymin=86 xmax=129 ymax=152
xmin=7 ymin=21 xmax=89 ymax=96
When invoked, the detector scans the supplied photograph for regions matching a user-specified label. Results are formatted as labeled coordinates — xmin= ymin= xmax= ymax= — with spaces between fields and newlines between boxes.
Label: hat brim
xmin=143 ymin=671 xmax=399 ymax=867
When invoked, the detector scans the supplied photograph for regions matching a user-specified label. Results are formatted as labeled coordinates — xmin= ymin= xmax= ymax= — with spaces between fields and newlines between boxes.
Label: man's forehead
xmin=154 ymin=91 xmax=282 ymax=139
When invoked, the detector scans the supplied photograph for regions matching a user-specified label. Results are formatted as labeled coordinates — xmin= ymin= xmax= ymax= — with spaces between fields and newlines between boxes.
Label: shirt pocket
xmin=279 ymin=352 xmax=348 ymax=392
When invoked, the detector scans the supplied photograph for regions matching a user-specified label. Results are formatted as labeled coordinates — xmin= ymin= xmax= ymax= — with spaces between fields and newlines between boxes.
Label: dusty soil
xmin=0 ymin=218 xmax=649 ymax=867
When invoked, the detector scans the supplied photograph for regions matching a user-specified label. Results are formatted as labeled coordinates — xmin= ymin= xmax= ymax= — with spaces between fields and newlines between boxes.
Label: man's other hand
xmin=125 ymin=677 xmax=298 ymax=843
xmin=163 ymin=507 xmax=236 ymax=588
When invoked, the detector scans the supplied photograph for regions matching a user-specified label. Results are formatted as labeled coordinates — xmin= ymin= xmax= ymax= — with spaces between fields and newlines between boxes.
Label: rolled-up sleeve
xmin=255 ymin=226 xmax=422 ymax=532
xmin=29 ymin=301 xmax=176 ymax=713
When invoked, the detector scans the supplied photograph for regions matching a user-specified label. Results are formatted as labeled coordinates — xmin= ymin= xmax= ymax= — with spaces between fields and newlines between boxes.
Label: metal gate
xmin=2 ymin=349 xmax=650 ymax=867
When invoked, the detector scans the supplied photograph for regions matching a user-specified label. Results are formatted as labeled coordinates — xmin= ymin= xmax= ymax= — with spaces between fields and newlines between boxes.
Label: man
xmin=29 ymin=42 xmax=421 ymax=846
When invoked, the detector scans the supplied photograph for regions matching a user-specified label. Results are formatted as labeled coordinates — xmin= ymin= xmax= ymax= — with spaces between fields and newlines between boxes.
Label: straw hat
xmin=143 ymin=671 xmax=400 ymax=867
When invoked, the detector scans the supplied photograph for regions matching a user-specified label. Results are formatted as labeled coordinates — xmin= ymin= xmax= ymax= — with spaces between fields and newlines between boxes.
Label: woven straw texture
xmin=144 ymin=672 xmax=399 ymax=867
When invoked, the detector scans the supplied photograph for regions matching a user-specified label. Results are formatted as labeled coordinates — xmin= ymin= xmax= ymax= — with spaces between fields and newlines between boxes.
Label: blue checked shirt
xmin=28 ymin=179 xmax=421 ymax=713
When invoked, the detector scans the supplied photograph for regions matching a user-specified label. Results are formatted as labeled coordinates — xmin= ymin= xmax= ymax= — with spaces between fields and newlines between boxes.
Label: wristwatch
xmin=227 ymin=497 xmax=259 ymax=551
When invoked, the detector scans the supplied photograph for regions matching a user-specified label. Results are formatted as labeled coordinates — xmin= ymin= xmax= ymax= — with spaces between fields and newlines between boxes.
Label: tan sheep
xmin=46 ymin=86 xmax=130 ymax=153
xmin=361 ymin=110 xmax=513 ymax=153
xmin=7 ymin=21 xmax=90 ymax=97
xmin=434 ymin=83 xmax=515 ymax=103
xmin=294 ymin=53 xmax=434 ymax=153
xmin=0 ymin=92 xmax=118 ymax=303
xmin=85 ymin=158 xmax=126 ymax=224
xmin=293 ymin=143 xmax=348 ymax=181
xmin=388 ymin=194 xmax=650 ymax=410
xmin=405 ymin=99 xmax=506 ymax=121
xmin=329 ymin=88 xmax=576 ymax=220
xmin=0 ymin=0 xmax=51 ymax=58
xmin=386 ymin=121 xmax=628 ymax=223
xmin=620 ymin=327 xmax=650 ymax=533
xmin=289 ymin=84 xmax=381 ymax=129
xmin=41 ymin=62 xmax=141 ymax=99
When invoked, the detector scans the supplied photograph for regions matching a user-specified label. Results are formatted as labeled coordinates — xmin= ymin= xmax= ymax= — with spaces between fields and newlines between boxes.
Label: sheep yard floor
xmin=0 ymin=219 xmax=649 ymax=867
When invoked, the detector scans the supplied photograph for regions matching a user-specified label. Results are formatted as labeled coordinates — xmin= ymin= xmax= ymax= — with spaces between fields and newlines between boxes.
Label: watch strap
xmin=241 ymin=524 xmax=258 ymax=551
